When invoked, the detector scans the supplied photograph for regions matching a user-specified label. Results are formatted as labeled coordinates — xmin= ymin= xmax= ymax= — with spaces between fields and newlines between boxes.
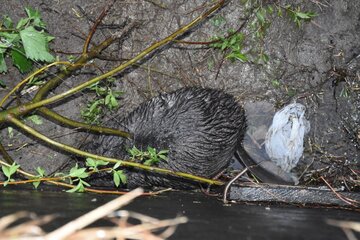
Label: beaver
xmin=89 ymin=87 xmax=287 ymax=189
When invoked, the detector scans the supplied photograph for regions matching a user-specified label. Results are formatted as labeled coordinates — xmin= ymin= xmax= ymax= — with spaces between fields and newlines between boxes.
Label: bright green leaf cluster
xmin=81 ymin=78 xmax=123 ymax=124
xmin=86 ymin=157 xmax=109 ymax=171
xmin=284 ymin=5 xmax=317 ymax=27
xmin=1 ymin=162 xmax=20 ymax=186
xmin=0 ymin=7 xmax=54 ymax=74
xmin=113 ymin=170 xmax=127 ymax=187
xmin=128 ymin=146 xmax=169 ymax=166
xmin=66 ymin=163 xmax=90 ymax=193
xmin=26 ymin=114 xmax=43 ymax=125
xmin=210 ymin=15 xmax=226 ymax=27
xmin=210 ymin=31 xmax=248 ymax=62
xmin=32 ymin=166 xmax=46 ymax=189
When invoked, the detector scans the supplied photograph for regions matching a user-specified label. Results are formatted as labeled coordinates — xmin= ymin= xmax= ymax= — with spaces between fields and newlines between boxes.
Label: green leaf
xmin=8 ymin=163 xmax=20 ymax=176
xmin=113 ymin=170 xmax=127 ymax=187
xmin=19 ymin=26 xmax=54 ymax=62
xmin=226 ymin=51 xmax=248 ymax=62
xmin=7 ymin=127 xmax=14 ymax=138
xmin=147 ymin=146 xmax=156 ymax=155
xmin=0 ymin=79 xmax=6 ymax=88
xmin=1 ymin=165 xmax=10 ymax=178
xmin=144 ymin=159 xmax=154 ymax=166
xmin=295 ymin=12 xmax=312 ymax=19
xmin=110 ymin=95 xmax=118 ymax=108
xmin=0 ymin=53 xmax=7 ymax=73
xmin=35 ymin=167 xmax=46 ymax=176
xmin=271 ymin=79 xmax=280 ymax=88
xmin=16 ymin=18 xmax=29 ymax=29
xmin=25 ymin=7 xmax=46 ymax=29
xmin=11 ymin=48 xmax=33 ymax=73
xmin=67 ymin=182 xmax=85 ymax=193
xmin=33 ymin=180 xmax=41 ymax=189
xmin=211 ymin=16 xmax=226 ymax=27
xmin=113 ymin=161 xmax=122 ymax=170
xmin=2 ymin=15 xmax=13 ymax=28
xmin=158 ymin=150 xmax=169 ymax=155
xmin=0 ymin=32 xmax=20 ymax=45
xmin=158 ymin=154 xmax=168 ymax=161
xmin=2 ymin=163 xmax=20 ymax=180
xmin=25 ymin=7 xmax=41 ymax=19
xmin=105 ymin=94 xmax=111 ymax=106
xmin=82 ymin=180 xmax=91 ymax=187
xmin=69 ymin=164 xmax=88 ymax=178
xmin=113 ymin=171 xmax=120 ymax=187
xmin=27 ymin=114 xmax=43 ymax=125
xmin=86 ymin=157 xmax=108 ymax=170
xmin=256 ymin=11 xmax=265 ymax=24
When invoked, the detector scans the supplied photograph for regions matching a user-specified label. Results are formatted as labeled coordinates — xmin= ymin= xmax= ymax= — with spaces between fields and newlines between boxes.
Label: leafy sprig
xmin=128 ymin=146 xmax=169 ymax=166
xmin=210 ymin=31 xmax=248 ymax=62
xmin=81 ymin=77 xmax=123 ymax=124
xmin=32 ymin=167 xmax=46 ymax=189
xmin=0 ymin=7 xmax=54 ymax=74
xmin=1 ymin=162 xmax=20 ymax=186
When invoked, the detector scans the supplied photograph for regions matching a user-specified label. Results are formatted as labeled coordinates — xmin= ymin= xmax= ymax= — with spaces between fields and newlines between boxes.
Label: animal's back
xmin=91 ymin=88 xmax=246 ymax=188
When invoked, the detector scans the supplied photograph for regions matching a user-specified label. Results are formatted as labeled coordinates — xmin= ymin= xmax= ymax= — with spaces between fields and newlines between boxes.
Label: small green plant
xmin=81 ymin=77 xmax=123 ymax=124
xmin=1 ymin=162 xmax=20 ymax=186
xmin=0 ymin=7 xmax=54 ymax=74
xmin=86 ymin=157 xmax=109 ymax=171
xmin=283 ymin=5 xmax=317 ymax=27
xmin=26 ymin=114 xmax=43 ymax=125
xmin=32 ymin=166 xmax=46 ymax=189
xmin=210 ymin=15 xmax=226 ymax=27
xmin=128 ymin=146 xmax=169 ymax=166
xmin=7 ymin=126 xmax=14 ymax=138
xmin=271 ymin=79 xmax=281 ymax=88
xmin=210 ymin=30 xmax=248 ymax=62
xmin=111 ymin=161 xmax=127 ymax=187
xmin=339 ymin=85 xmax=350 ymax=98
xmin=66 ymin=163 xmax=90 ymax=193
xmin=210 ymin=2 xmax=316 ymax=65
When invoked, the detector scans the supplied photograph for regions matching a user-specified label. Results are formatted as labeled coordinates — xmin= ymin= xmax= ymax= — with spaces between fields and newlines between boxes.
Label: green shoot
xmin=86 ymin=157 xmax=109 ymax=171
xmin=128 ymin=146 xmax=169 ymax=166
xmin=1 ymin=162 xmax=20 ymax=186
xmin=0 ymin=7 xmax=54 ymax=73
xmin=7 ymin=127 xmax=14 ymax=138
xmin=113 ymin=170 xmax=127 ymax=187
xmin=210 ymin=31 xmax=248 ymax=62
xmin=66 ymin=163 xmax=90 ymax=193
xmin=81 ymin=78 xmax=123 ymax=124
xmin=210 ymin=15 xmax=226 ymax=27
xmin=26 ymin=114 xmax=43 ymax=125
xmin=32 ymin=166 xmax=46 ymax=189
xmin=284 ymin=5 xmax=317 ymax=27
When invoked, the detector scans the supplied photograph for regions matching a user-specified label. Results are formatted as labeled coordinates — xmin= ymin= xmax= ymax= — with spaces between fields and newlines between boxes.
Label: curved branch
xmin=38 ymin=107 xmax=131 ymax=138
xmin=0 ymin=61 xmax=75 ymax=108
xmin=8 ymin=115 xmax=223 ymax=186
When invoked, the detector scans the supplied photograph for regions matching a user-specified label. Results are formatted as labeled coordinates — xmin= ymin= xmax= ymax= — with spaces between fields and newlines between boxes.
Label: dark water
xmin=0 ymin=188 xmax=359 ymax=240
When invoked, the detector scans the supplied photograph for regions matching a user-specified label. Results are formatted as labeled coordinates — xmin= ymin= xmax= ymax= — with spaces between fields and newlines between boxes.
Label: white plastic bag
xmin=265 ymin=103 xmax=310 ymax=172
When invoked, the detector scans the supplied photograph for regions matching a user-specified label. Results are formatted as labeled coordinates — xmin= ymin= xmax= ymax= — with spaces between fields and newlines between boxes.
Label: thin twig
xmin=223 ymin=168 xmax=248 ymax=204
xmin=321 ymin=176 xmax=360 ymax=207
xmin=8 ymin=115 xmax=224 ymax=186
xmin=44 ymin=188 xmax=144 ymax=240
xmin=82 ymin=0 xmax=116 ymax=54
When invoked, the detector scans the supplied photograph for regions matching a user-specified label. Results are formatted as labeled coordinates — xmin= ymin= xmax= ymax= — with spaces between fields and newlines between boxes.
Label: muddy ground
xmin=0 ymin=0 xmax=359 ymax=190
